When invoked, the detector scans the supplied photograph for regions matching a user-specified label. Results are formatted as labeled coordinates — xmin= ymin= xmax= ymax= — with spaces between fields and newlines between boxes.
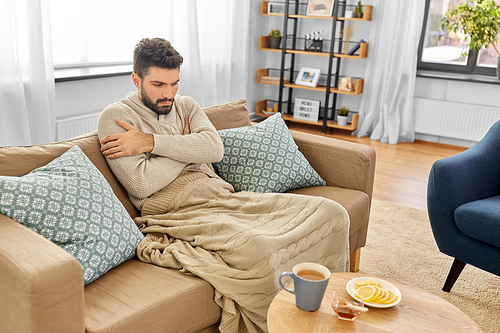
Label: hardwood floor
xmin=286 ymin=122 xmax=467 ymax=211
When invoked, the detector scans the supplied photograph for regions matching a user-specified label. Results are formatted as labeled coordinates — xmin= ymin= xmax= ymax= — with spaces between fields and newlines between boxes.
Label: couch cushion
xmin=85 ymin=259 xmax=221 ymax=333
xmin=0 ymin=145 xmax=144 ymax=285
xmin=455 ymin=195 xmax=500 ymax=247
xmin=0 ymin=131 xmax=140 ymax=219
xmin=203 ymin=99 xmax=252 ymax=130
xmin=287 ymin=186 xmax=370 ymax=251
xmin=213 ymin=113 xmax=326 ymax=193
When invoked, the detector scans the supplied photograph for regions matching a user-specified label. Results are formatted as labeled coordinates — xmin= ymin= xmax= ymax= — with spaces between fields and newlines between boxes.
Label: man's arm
xmin=149 ymin=96 xmax=224 ymax=164
xmin=97 ymin=105 xmax=187 ymax=201
xmin=100 ymin=116 xmax=190 ymax=159
xmin=100 ymin=119 xmax=154 ymax=159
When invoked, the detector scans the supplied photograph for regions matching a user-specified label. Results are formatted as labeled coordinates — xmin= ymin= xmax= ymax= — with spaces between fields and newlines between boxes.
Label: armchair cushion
xmin=0 ymin=145 xmax=144 ymax=285
xmin=213 ymin=113 xmax=326 ymax=193
xmin=455 ymin=195 xmax=500 ymax=247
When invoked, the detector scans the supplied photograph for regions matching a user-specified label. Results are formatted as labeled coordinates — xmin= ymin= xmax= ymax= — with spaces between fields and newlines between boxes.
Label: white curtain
xmin=0 ymin=0 xmax=56 ymax=146
xmin=170 ymin=0 xmax=250 ymax=107
xmin=355 ymin=0 xmax=426 ymax=144
xmin=48 ymin=0 xmax=250 ymax=108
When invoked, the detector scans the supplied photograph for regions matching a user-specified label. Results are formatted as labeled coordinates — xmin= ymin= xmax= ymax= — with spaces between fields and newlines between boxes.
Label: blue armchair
xmin=427 ymin=119 xmax=500 ymax=292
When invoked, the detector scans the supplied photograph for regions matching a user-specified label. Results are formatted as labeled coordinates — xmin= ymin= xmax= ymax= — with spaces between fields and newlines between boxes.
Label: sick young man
xmin=98 ymin=38 xmax=223 ymax=211
xmin=97 ymin=38 xmax=349 ymax=333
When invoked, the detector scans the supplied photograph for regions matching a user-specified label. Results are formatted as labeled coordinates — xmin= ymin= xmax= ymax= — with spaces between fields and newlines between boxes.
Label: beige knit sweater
xmin=97 ymin=92 xmax=224 ymax=210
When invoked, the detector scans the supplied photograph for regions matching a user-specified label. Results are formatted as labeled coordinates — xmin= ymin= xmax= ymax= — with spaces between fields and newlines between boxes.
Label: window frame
xmin=417 ymin=0 xmax=497 ymax=77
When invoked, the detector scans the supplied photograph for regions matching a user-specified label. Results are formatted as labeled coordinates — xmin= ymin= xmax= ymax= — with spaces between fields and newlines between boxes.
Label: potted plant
xmin=353 ymin=1 xmax=363 ymax=18
xmin=337 ymin=106 xmax=350 ymax=126
xmin=268 ymin=28 xmax=282 ymax=49
xmin=441 ymin=0 xmax=500 ymax=79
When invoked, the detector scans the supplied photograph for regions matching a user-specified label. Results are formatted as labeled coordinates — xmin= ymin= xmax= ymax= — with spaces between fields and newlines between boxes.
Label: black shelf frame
xmin=277 ymin=0 xmax=348 ymax=134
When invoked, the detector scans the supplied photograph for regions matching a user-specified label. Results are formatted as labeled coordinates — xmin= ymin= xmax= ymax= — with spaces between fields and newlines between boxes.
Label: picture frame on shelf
xmin=268 ymin=2 xmax=285 ymax=14
xmin=306 ymin=0 xmax=335 ymax=17
xmin=295 ymin=67 xmax=321 ymax=88
xmin=293 ymin=98 xmax=321 ymax=122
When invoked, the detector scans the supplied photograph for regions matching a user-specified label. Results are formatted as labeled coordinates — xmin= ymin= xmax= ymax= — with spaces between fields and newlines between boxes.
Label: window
xmin=48 ymin=0 xmax=240 ymax=70
xmin=49 ymin=0 xmax=169 ymax=67
xmin=418 ymin=0 xmax=500 ymax=76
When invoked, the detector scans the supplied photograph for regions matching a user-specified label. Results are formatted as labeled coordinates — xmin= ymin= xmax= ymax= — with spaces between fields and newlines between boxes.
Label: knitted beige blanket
xmin=134 ymin=173 xmax=350 ymax=333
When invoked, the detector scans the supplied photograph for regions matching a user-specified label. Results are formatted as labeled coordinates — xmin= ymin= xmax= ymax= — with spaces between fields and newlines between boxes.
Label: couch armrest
xmin=290 ymin=129 xmax=376 ymax=200
xmin=0 ymin=214 xmax=85 ymax=333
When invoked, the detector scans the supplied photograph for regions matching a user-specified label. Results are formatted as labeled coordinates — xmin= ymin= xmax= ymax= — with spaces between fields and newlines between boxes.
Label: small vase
xmin=269 ymin=37 xmax=282 ymax=49
xmin=337 ymin=115 xmax=348 ymax=127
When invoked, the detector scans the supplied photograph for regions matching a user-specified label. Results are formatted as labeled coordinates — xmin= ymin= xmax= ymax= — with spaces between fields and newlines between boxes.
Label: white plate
xmin=346 ymin=277 xmax=402 ymax=308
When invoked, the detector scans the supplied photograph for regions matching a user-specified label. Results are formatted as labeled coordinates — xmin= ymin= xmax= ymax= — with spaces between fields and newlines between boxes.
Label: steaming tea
xmin=279 ymin=263 xmax=331 ymax=311
xmin=297 ymin=269 xmax=326 ymax=281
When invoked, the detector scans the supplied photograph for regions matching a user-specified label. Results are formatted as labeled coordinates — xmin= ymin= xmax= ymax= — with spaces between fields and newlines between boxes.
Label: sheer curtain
xmin=48 ymin=0 xmax=250 ymax=107
xmin=355 ymin=0 xmax=426 ymax=144
xmin=0 ymin=0 xmax=56 ymax=146
xmin=164 ymin=0 xmax=250 ymax=107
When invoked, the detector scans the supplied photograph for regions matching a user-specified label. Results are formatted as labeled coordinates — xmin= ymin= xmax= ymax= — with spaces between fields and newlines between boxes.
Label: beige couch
xmin=0 ymin=100 xmax=375 ymax=333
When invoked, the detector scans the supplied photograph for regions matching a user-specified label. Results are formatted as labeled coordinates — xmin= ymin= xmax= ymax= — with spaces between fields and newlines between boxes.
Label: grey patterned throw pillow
xmin=0 ymin=145 xmax=144 ymax=285
xmin=213 ymin=113 xmax=326 ymax=193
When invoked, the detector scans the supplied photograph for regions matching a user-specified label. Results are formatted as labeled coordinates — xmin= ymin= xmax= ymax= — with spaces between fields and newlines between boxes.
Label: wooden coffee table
xmin=267 ymin=272 xmax=483 ymax=332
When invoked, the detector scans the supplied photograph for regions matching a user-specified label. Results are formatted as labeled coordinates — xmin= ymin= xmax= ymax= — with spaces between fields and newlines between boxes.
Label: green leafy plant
xmin=337 ymin=106 xmax=350 ymax=116
xmin=354 ymin=1 xmax=363 ymax=14
xmin=441 ymin=0 xmax=500 ymax=57
xmin=268 ymin=28 xmax=282 ymax=38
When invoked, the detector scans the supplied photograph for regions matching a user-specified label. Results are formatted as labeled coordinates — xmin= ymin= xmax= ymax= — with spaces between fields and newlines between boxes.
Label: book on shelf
xmin=347 ymin=39 xmax=365 ymax=55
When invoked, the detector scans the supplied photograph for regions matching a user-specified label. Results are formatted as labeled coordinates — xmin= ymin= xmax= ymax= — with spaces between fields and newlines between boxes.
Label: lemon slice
xmin=355 ymin=281 xmax=368 ymax=289
xmin=374 ymin=286 xmax=384 ymax=300
xmin=374 ymin=289 xmax=389 ymax=303
xmin=355 ymin=280 xmax=383 ymax=289
xmin=382 ymin=290 xmax=398 ymax=304
xmin=354 ymin=279 xmax=399 ymax=305
xmin=355 ymin=285 xmax=378 ymax=302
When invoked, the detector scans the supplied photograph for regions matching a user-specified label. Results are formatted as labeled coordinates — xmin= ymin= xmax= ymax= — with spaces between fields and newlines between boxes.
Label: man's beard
xmin=140 ymin=86 xmax=174 ymax=115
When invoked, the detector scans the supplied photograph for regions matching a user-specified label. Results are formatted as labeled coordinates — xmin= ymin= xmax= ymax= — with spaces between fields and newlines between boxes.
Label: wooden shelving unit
xmin=256 ymin=68 xmax=364 ymax=95
xmin=255 ymin=99 xmax=359 ymax=131
xmin=258 ymin=36 xmax=369 ymax=58
xmin=260 ymin=1 xmax=373 ymax=21
xmin=257 ymin=0 xmax=372 ymax=134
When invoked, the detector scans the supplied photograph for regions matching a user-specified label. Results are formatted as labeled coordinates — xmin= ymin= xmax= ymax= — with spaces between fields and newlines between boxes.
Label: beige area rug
xmin=359 ymin=200 xmax=500 ymax=333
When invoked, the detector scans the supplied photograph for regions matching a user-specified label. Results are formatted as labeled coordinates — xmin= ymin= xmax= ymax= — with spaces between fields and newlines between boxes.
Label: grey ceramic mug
xmin=279 ymin=262 xmax=331 ymax=311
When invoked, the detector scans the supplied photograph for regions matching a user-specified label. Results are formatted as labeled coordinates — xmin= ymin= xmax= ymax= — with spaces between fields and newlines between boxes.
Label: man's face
xmin=133 ymin=67 xmax=180 ymax=115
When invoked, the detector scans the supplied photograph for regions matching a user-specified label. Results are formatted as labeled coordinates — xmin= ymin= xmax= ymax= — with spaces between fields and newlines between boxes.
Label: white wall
xmin=55 ymin=76 xmax=135 ymax=120
xmin=414 ymin=77 xmax=500 ymax=147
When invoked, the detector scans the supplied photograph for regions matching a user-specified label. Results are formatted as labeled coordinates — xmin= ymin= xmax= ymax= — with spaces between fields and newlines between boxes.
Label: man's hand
xmin=183 ymin=116 xmax=190 ymax=135
xmin=100 ymin=119 xmax=154 ymax=159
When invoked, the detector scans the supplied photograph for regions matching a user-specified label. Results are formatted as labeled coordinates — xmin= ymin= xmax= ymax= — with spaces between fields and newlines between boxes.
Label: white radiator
xmin=55 ymin=112 xmax=100 ymax=141
xmin=413 ymin=98 xmax=500 ymax=142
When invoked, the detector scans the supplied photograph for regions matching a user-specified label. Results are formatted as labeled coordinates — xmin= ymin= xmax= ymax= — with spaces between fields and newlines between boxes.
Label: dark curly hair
xmin=133 ymin=38 xmax=184 ymax=79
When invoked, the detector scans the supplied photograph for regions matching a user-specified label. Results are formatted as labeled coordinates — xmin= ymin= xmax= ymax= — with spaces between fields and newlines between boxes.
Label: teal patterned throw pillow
xmin=213 ymin=113 xmax=326 ymax=193
xmin=0 ymin=146 xmax=144 ymax=285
